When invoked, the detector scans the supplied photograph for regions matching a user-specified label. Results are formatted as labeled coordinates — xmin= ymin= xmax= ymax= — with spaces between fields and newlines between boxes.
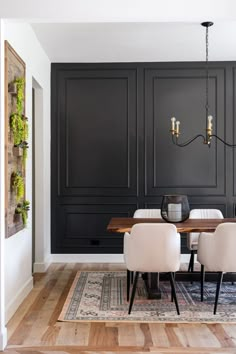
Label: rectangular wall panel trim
xmin=144 ymin=67 xmax=225 ymax=197
xmin=56 ymin=68 xmax=138 ymax=197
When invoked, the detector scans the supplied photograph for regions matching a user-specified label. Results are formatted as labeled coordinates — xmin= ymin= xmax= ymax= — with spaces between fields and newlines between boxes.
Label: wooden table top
xmin=107 ymin=217 xmax=236 ymax=233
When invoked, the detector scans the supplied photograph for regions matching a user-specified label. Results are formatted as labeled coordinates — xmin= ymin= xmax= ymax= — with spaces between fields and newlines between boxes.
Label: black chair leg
xmin=188 ymin=251 xmax=194 ymax=272
xmin=169 ymin=272 xmax=180 ymax=315
xmin=191 ymin=251 xmax=195 ymax=272
xmin=201 ymin=264 xmax=205 ymax=302
xmin=131 ymin=271 xmax=134 ymax=284
xmin=128 ymin=271 xmax=139 ymax=314
xmin=171 ymin=272 xmax=176 ymax=302
xmin=214 ymin=272 xmax=224 ymax=315
xmin=127 ymin=270 xmax=130 ymax=301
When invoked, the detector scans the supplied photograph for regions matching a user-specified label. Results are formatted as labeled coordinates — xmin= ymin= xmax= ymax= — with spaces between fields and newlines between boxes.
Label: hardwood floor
xmin=4 ymin=263 xmax=236 ymax=354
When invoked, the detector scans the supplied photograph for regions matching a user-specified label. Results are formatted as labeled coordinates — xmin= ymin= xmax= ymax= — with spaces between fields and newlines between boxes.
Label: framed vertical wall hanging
xmin=5 ymin=41 xmax=29 ymax=237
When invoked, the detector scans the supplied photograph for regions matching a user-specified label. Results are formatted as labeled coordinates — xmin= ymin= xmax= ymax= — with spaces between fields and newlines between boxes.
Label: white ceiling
xmin=2 ymin=0 xmax=236 ymax=62
xmin=2 ymin=0 xmax=236 ymax=22
xmin=31 ymin=22 xmax=236 ymax=62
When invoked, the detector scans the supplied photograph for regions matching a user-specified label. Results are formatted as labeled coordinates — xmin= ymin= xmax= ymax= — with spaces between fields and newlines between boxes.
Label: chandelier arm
xmin=210 ymin=134 xmax=236 ymax=147
xmin=172 ymin=134 xmax=205 ymax=147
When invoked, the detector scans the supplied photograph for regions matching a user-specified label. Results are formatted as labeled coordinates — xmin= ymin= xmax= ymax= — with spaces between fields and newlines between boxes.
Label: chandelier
xmin=170 ymin=22 xmax=236 ymax=147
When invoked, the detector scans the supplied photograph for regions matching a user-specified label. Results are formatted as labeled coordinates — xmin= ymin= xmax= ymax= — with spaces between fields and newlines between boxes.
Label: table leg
xmin=143 ymin=272 xmax=162 ymax=299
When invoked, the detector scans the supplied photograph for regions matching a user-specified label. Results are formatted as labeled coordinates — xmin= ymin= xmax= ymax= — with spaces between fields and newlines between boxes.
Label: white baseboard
xmin=0 ymin=326 xmax=7 ymax=350
xmin=50 ymin=254 xmax=193 ymax=264
xmin=33 ymin=260 xmax=51 ymax=273
xmin=5 ymin=276 xmax=33 ymax=323
xmin=51 ymin=254 xmax=124 ymax=263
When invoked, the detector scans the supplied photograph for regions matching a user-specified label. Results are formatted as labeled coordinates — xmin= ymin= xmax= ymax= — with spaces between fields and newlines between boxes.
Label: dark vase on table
xmin=161 ymin=195 xmax=190 ymax=223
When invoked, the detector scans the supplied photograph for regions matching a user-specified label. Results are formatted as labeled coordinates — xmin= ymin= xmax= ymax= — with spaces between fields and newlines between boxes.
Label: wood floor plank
xmin=117 ymin=323 xmax=146 ymax=347
xmin=140 ymin=323 xmax=153 ymax=349
xmin=207 ymin=324 xmax=236 ymax=348
xmin=133 ymin=323 xmax=148 ymax=347
xmin=6 ymin=286 xmax=42 ymax=340
xmin=55 ymin=322 xmax=90 ymax=346
xmin=222 ymin=324 xmax=236 ymax=346
xmin=149 ymin=349 xmax=236 ymax=353
xmin=175 ymin=324 xmax=221 ymax=348
xmin=8 ymin=277 xmax=58 ymax=345
xmin=5 ymin=347 xmax=236 ymax=353
xmin=40 ymin=326 xmax=61 ymax=346
xmin=47 ymin=270 xmax=77 ymax=327
xmin=6 ymin=267 xmax=59 ymax=338
xmin=88 ymin=323 xmax=119 ymax=347
xmin=164 ymin=324 xmax=183 ymax=347
xmin=149 ymin=323 xmax=170 ymax=347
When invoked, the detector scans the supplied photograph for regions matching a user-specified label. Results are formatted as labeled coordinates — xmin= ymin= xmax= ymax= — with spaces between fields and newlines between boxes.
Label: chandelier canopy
xmin=170 ymin=22 xmax=236 ymax=148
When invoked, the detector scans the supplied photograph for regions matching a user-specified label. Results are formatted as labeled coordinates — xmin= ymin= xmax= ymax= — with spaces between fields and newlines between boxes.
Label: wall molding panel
xmin=144 ymin=67 xmax=225 ymax=197
xmin=51 ymin=62 xmax=236 ymax=254
xmin=57 ymin=68 xmax=138 ymax=197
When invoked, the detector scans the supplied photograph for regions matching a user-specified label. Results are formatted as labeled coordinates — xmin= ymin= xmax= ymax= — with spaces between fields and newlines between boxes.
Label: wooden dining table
xmin=107 ymin=217 xmax=236 ymax=234
xmin=107 ymin=217 xmax=236 ymax=299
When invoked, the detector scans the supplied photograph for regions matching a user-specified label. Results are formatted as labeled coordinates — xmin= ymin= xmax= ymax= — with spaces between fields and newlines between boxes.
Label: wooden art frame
xmin=5 ymin=41 xmax=26 ymax=237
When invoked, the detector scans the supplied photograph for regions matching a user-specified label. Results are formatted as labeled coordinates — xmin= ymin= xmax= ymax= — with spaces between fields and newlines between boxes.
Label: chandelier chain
xmin=205 ymin=25 xmax=209 ymax=118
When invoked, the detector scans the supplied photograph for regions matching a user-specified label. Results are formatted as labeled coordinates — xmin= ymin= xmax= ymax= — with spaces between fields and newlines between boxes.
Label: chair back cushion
xmin=124 ymin=223 xmax=180 ymax=273
xmin=133 ymin=209 xmax=161 ymax=218
xmin=187 ymin=209 xmax=223 ymax=250
xmin=190 ymin=209 xmax=224 ymax=219
xmin=198 ymin=223 xmax=236 ymax=272
xmin=214 ymin=223 xmax=236 ymax=272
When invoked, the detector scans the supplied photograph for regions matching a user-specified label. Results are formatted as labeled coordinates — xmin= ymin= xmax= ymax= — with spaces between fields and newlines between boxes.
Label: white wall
xmin=0 ymin=20 xmax=8 ymax=350
xmin=0 ymin=22 xmax=51 ymax=328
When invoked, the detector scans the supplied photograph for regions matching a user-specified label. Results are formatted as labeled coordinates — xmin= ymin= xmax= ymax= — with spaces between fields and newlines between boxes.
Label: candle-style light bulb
xmin=171 ymin=117 xmax=176 ymax=132
xmin=176 ymin=121 xmax=180 ymax=135
xmin=208 ymin=115 xmax=213 ymax=130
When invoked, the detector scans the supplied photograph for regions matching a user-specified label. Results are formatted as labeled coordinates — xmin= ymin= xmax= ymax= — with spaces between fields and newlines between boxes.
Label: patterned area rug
xmin=58 ymin=271 xmax=236 ymax=323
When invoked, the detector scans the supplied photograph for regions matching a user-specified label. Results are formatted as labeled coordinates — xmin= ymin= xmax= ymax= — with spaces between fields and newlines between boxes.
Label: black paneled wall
xmin=51 ymin=62 xmax=236 ymax=254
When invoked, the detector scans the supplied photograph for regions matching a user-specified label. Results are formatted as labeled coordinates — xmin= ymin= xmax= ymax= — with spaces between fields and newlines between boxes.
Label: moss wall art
xmin=5 ymin=41 xmax=30 ymax=237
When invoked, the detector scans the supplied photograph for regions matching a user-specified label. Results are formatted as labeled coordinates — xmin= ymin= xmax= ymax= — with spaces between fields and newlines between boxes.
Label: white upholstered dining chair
xmin=187 ymin=209 xmax=224 ymax=272
xmin=125 ymin=209 xmax=162 ymax=301
xmin=197 ymin=223 xmax=236 ymax=314
xmin=124 ymin=223 xmax=181 ymax=315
